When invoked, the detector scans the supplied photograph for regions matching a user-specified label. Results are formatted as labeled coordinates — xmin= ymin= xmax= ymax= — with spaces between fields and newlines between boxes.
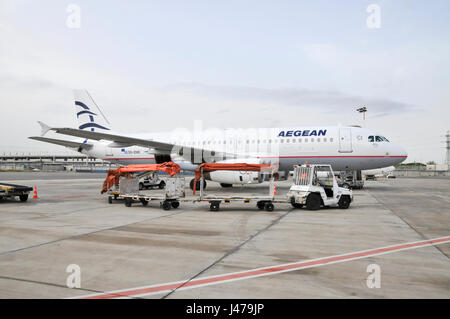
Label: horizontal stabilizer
xmin=28 ymin=136 xmax=93 ymax=150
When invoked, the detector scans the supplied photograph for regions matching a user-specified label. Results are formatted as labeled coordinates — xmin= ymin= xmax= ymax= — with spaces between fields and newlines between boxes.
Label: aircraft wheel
xmin=108 ymin=196 xmax=113 ymax=204
xmin=19 ymin=194 xmax=28 ymax=202
xmin=306 ymin=193 xmax=321 ymax=210
xmin=125 ymin=197 xmax=132 ymax=207
xmin=189 ymin=179 xmax=200 ymax=191
xmin=171 ymin=201 xmax=180 ymax=209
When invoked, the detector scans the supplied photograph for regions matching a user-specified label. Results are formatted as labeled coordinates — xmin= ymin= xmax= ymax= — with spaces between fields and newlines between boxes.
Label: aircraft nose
xmin=394 ymin=144 xmax=408 ymax=164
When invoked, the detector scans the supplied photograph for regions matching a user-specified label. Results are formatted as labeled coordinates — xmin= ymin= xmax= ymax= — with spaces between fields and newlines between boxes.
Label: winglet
xmin=37 ymin=121 xmax=51 ymax=136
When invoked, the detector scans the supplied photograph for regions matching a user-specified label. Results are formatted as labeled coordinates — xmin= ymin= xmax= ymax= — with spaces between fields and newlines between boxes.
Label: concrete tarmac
xmin=0 ymin=173 xmax=448 ymax=298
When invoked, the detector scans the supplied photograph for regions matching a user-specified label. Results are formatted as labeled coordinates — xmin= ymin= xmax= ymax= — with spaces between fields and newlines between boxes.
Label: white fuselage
xmin=77 ymin=126 xmax=407 ymax=171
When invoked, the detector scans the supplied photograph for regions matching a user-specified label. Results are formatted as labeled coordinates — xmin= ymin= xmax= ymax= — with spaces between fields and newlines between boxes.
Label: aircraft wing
xmin=28 ymin=136 xmax=93 ymax=150
xmin=47 ymin=127 xmax=174 ymax=152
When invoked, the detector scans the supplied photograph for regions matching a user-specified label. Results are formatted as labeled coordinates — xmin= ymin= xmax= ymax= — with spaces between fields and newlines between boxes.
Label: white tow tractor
xmin=287 ymin=164 xmax=353 ymax=210
xmin=138 ymin=172 xmax=166 ymax=190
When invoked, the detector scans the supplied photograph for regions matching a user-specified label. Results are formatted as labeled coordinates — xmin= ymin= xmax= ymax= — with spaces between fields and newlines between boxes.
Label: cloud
xmin=163 ymin=83 xmax=414 ymax=117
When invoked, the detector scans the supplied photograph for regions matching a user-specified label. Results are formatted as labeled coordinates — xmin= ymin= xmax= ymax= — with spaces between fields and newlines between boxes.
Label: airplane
xmin=29 ymin=90 xmax=408 ymax=189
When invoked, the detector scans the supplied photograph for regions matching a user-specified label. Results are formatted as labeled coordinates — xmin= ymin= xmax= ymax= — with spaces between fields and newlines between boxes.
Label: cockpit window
xmin=369 ymin=135 xmax=390 ymax=142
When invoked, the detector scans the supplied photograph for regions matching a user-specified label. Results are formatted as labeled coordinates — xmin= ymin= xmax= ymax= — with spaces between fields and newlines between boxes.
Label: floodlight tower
xmin=445 ymin=130 xmax=450 ymax=167
xmin=357 ymin=107 xmax=367 ymax=121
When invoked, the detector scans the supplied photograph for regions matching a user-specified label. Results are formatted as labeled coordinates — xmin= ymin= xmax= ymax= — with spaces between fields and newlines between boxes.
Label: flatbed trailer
xmin=183 ymin=194 xmax=289 ymax=212
xmin=187 ymin=163 xmax=288 ymax=211
xmin=0 ymin=183 xmax=33 ymax=202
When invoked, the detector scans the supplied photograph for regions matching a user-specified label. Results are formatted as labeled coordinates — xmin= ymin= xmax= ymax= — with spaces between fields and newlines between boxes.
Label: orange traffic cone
xmin=32 ymin=186 xmax=39 ymax=199
xmin=273 ymin=184 xmax=277 ymax=196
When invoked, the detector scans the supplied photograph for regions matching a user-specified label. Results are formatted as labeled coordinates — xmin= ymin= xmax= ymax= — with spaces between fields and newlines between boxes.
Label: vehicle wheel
xmin=140 ymin=198 xmax=149 ymax=206
xmin=159 ymin=181 xmax=166 ymax=189
xmin=264 ymin=202 xmax=274 ymax=212
xmin=210 ymin=202 xmax=220 ymax=212
xmin=306 ymin=193 xmax=321 ymax=210
xmin=162 ymin=201 xmax=171 ymax=210
xmin=171 ymin=201 xmax=180 ymax=209
xmin=342 ymin=183 xmax=350 ymax=189
xmin=290 ymin=197 xmax=302 ymax=209
xmin=108 ymin=196 xmax=113 ymax=204
xmin=125 ymin=197 xmax=132 ymax=207
xmin=257 ymin=201 xmax=265 ymax=210
xmin=220 ymin=183 xmax=233 ymax=188
xmin=19 ymin=194 xmax=28 ymax=202
xmin=139 ymin=183 xmax=144 ymax=190
xmin=338 ymin=195 xmax=351 ymax=209
xmin=114 ymin=194 xmax=118 ymax=200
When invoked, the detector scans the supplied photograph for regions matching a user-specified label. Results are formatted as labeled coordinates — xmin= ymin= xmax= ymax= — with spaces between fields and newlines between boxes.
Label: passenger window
xmin=376 ymin=136 xmax=383 ymax=142
xmin=368 ymin=136 xmax=374 ymax=142
xmin=286 ymin=139 xmax=290 ymax=143
xmin=330 ymin=138 xmax=333 ymax=142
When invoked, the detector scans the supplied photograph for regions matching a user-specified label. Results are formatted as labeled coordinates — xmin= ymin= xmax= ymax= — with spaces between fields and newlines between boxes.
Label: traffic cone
xmin=273 ymin=184 xmax=277 ymax=196
xmin=32 ymin=186 xmax=39 ymax=199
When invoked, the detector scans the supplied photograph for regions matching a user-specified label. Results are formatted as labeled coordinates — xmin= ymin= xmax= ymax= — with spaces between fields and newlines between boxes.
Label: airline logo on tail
xmin=74 ymin=90 xmax=111 ymax=132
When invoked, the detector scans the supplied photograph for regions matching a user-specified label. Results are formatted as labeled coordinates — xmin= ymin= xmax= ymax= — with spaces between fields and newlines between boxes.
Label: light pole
xmin=357 ymin=107 xmax=367 ymax=121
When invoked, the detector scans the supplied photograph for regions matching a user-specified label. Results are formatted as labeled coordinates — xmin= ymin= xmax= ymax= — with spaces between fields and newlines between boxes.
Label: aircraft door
xmin=338 ymin=128 xmax=353 ymax=153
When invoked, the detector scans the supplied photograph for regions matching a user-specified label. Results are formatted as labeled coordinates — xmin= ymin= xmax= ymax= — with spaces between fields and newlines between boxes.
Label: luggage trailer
xmin=101 ymin=163 xmax=184 ymax=209
xmin=185 ymin=163 xmax=288 ymax=212
xmin=0 ymin=183 xmax=33 ymax=202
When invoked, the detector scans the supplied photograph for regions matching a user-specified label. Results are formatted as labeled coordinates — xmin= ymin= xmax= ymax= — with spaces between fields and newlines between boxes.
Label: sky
xmin=0 ymin=0 xmax=449 ymax=163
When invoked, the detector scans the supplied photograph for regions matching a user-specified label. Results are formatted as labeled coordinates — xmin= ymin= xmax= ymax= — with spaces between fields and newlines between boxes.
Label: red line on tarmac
xmin=78 ymin=236 xmax=450 ymax=299
xmin=257 ymin=155 xmax=408 ymax=159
